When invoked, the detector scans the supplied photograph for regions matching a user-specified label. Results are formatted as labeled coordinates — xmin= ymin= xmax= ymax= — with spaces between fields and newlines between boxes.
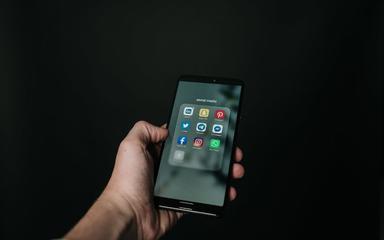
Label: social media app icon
xmin=180 ymin=121 xmax=191 ymax=131
xmin=173 ymin=150 xmax=185 ymax=162
xmin=196 ymin=122 xmax=207 ymax=132
xmin=193 ymin=137 xmax=204 ymax=148
xmin=183 ymin=107 xmax=194 ymax=116
xmin=209 ymin=139 xmax=221 ymax=149
xmin=214 ymin=110 xmax=225 ymax=120
xmin=212 ymin=124 xmax=223 ymax=134
xmin=199 ymin=108 xmax=210 ymax=118
xmin=177 ymin=136 xmax=188 ymax=145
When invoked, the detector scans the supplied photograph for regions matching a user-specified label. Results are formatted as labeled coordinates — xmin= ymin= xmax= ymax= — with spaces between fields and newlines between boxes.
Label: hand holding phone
xmin=65 ymin=76 xmax=244 ymax=240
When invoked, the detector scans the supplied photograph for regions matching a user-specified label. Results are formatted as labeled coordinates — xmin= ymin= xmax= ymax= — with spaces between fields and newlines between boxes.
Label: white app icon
xmin=183 ymin=107 xmax=194 ymax=116
xmin=212 ymin=124 xmax=223 ymax=134
xmin=173 ymin=150 xmax=185 ymax=162
xmin=196 ymin=122 xmax=207 ymax=132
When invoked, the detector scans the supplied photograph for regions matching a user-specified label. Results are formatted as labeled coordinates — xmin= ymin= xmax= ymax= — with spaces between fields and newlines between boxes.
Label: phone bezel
xmin=154 ymin=75 xmax=244 ymax=217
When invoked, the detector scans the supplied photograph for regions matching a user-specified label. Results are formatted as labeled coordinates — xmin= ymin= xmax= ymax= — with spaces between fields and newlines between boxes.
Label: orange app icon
xmin=199 ymin=108 xmax=210 ymax=118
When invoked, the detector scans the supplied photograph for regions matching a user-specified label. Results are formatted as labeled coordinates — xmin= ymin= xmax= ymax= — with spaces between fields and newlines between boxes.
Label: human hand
xmin=65 ymin=121 xmax=244 ymax=240
xmin=103 ymin=121 xmax=245 ymax=239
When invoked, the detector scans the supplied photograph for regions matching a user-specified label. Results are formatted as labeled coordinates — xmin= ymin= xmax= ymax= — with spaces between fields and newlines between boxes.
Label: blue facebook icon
xmin=177 ymin=136 xmax=188 ymax=145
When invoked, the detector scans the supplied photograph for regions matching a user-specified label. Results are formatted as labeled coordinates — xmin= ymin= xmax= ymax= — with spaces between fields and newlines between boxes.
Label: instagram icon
xmin=193 ymin=137 xmax=204 ymax=148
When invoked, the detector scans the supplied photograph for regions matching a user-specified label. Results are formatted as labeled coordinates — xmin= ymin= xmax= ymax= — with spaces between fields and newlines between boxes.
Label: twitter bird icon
xmin=180 ymin=121 xmax=191 ymax=131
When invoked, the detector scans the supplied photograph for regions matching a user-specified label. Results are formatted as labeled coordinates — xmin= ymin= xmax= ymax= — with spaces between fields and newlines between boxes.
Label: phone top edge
xmin=178 ymin=75 xmax=244 ymax=86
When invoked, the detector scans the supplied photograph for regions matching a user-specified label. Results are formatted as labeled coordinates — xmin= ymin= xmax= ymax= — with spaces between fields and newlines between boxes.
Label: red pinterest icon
xmin=214 ymin=110 xmax=225 ymax=120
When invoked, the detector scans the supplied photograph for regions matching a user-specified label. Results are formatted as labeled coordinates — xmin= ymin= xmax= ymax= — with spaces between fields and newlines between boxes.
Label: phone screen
xmin=154 ymin=76 xmax=243 ymax=211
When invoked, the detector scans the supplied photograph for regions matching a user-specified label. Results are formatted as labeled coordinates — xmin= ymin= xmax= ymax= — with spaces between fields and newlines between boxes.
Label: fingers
xmin=232 ymin=147 xmax=244 ymax=178
xmin=232 ymin=163 xmax=245 ymax=179
xmin=229 ymin=147 xmax=244 ymax=201
xmin=154 ymin=123 xmax=168 ymax=155
xmin=127 ymin=121 xmax=168 ymax=145
xmin=228 ymin=186 xmax=237 ymax=201
xmin=234 ymin=147 xmax=243 ymax=162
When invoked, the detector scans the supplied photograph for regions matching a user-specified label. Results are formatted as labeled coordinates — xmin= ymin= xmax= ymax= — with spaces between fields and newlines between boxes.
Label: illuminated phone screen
xmin=154 ymin=79 xmax=242 ymax=207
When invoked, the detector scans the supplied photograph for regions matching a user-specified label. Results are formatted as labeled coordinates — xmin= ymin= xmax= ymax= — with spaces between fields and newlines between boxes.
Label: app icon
xmin=209 ymin=139 xmax=221 ymax=149
xmin=193 ymin=137 xmax=204 ymax=148
xmin=199 ymin=108 xmax=210 ymax=118
xmin=196 ymin=122 xmax=207 ymax=132
xmin=212 ymin=124 xmax=223 ymax=134
xmin=177 ymin=136 xmax=188 ymax=145
xmin=183 ymin=107 xmax=194 ymax=116
xmin=180 ymin=120 xmax=191 ymax=131
xmin=173 ymin=150 xmax=185 ymax=162
xmin=214 ymin=110 xmax=225 ymax=120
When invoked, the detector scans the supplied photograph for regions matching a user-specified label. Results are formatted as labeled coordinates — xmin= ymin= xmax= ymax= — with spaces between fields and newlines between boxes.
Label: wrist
xmin=102 ymin=187 xmax=161 ymax=240
xmin=99 ymin=189 xmax=142 ymax=239
xmin=65 ymin=189 xmax=141 ymax=240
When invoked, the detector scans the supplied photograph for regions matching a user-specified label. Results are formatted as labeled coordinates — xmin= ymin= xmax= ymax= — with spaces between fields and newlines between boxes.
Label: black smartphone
xmin=154 ymin=75 xmax=244 ymax=217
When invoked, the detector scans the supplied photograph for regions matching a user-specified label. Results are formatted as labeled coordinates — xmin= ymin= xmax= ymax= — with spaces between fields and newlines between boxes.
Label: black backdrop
xmin=1 ymin=1 xmax=382 ymax=239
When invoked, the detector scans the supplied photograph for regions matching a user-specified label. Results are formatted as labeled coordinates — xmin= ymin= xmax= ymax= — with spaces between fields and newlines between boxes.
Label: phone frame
xmin=154 ymin=75 xmax=244 ymax=217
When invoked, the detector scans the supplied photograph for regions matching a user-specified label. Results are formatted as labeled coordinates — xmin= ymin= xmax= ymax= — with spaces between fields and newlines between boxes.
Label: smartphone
xmin=154 ymin=75 xmax=244 ymax=217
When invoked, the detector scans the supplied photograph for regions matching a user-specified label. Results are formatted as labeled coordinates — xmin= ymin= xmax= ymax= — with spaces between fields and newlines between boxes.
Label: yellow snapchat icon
xmin=199 ymin=108 xmax=210 ymax=118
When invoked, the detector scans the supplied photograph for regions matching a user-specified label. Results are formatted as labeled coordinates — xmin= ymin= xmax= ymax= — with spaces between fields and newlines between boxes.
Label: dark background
xmin=1 ymin=1 xmax=382 ymax=239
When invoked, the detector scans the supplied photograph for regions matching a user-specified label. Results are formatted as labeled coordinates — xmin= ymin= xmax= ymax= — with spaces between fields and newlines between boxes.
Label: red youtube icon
xmin=214 ymin=110 xmax=225 ymax=120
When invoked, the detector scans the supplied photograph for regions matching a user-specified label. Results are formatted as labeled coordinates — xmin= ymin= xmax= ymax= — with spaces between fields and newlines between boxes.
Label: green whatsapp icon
xmin=209 ymin=139 xmax=221 ymax=149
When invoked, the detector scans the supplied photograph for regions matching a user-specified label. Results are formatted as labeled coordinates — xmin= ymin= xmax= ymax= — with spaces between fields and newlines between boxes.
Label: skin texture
xmin=65 ymin=121 xmax=244 ymax=240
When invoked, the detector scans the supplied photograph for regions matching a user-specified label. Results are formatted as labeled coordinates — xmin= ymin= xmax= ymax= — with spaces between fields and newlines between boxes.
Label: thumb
xmin=127 ymin=121 xmax=168 ymax=145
